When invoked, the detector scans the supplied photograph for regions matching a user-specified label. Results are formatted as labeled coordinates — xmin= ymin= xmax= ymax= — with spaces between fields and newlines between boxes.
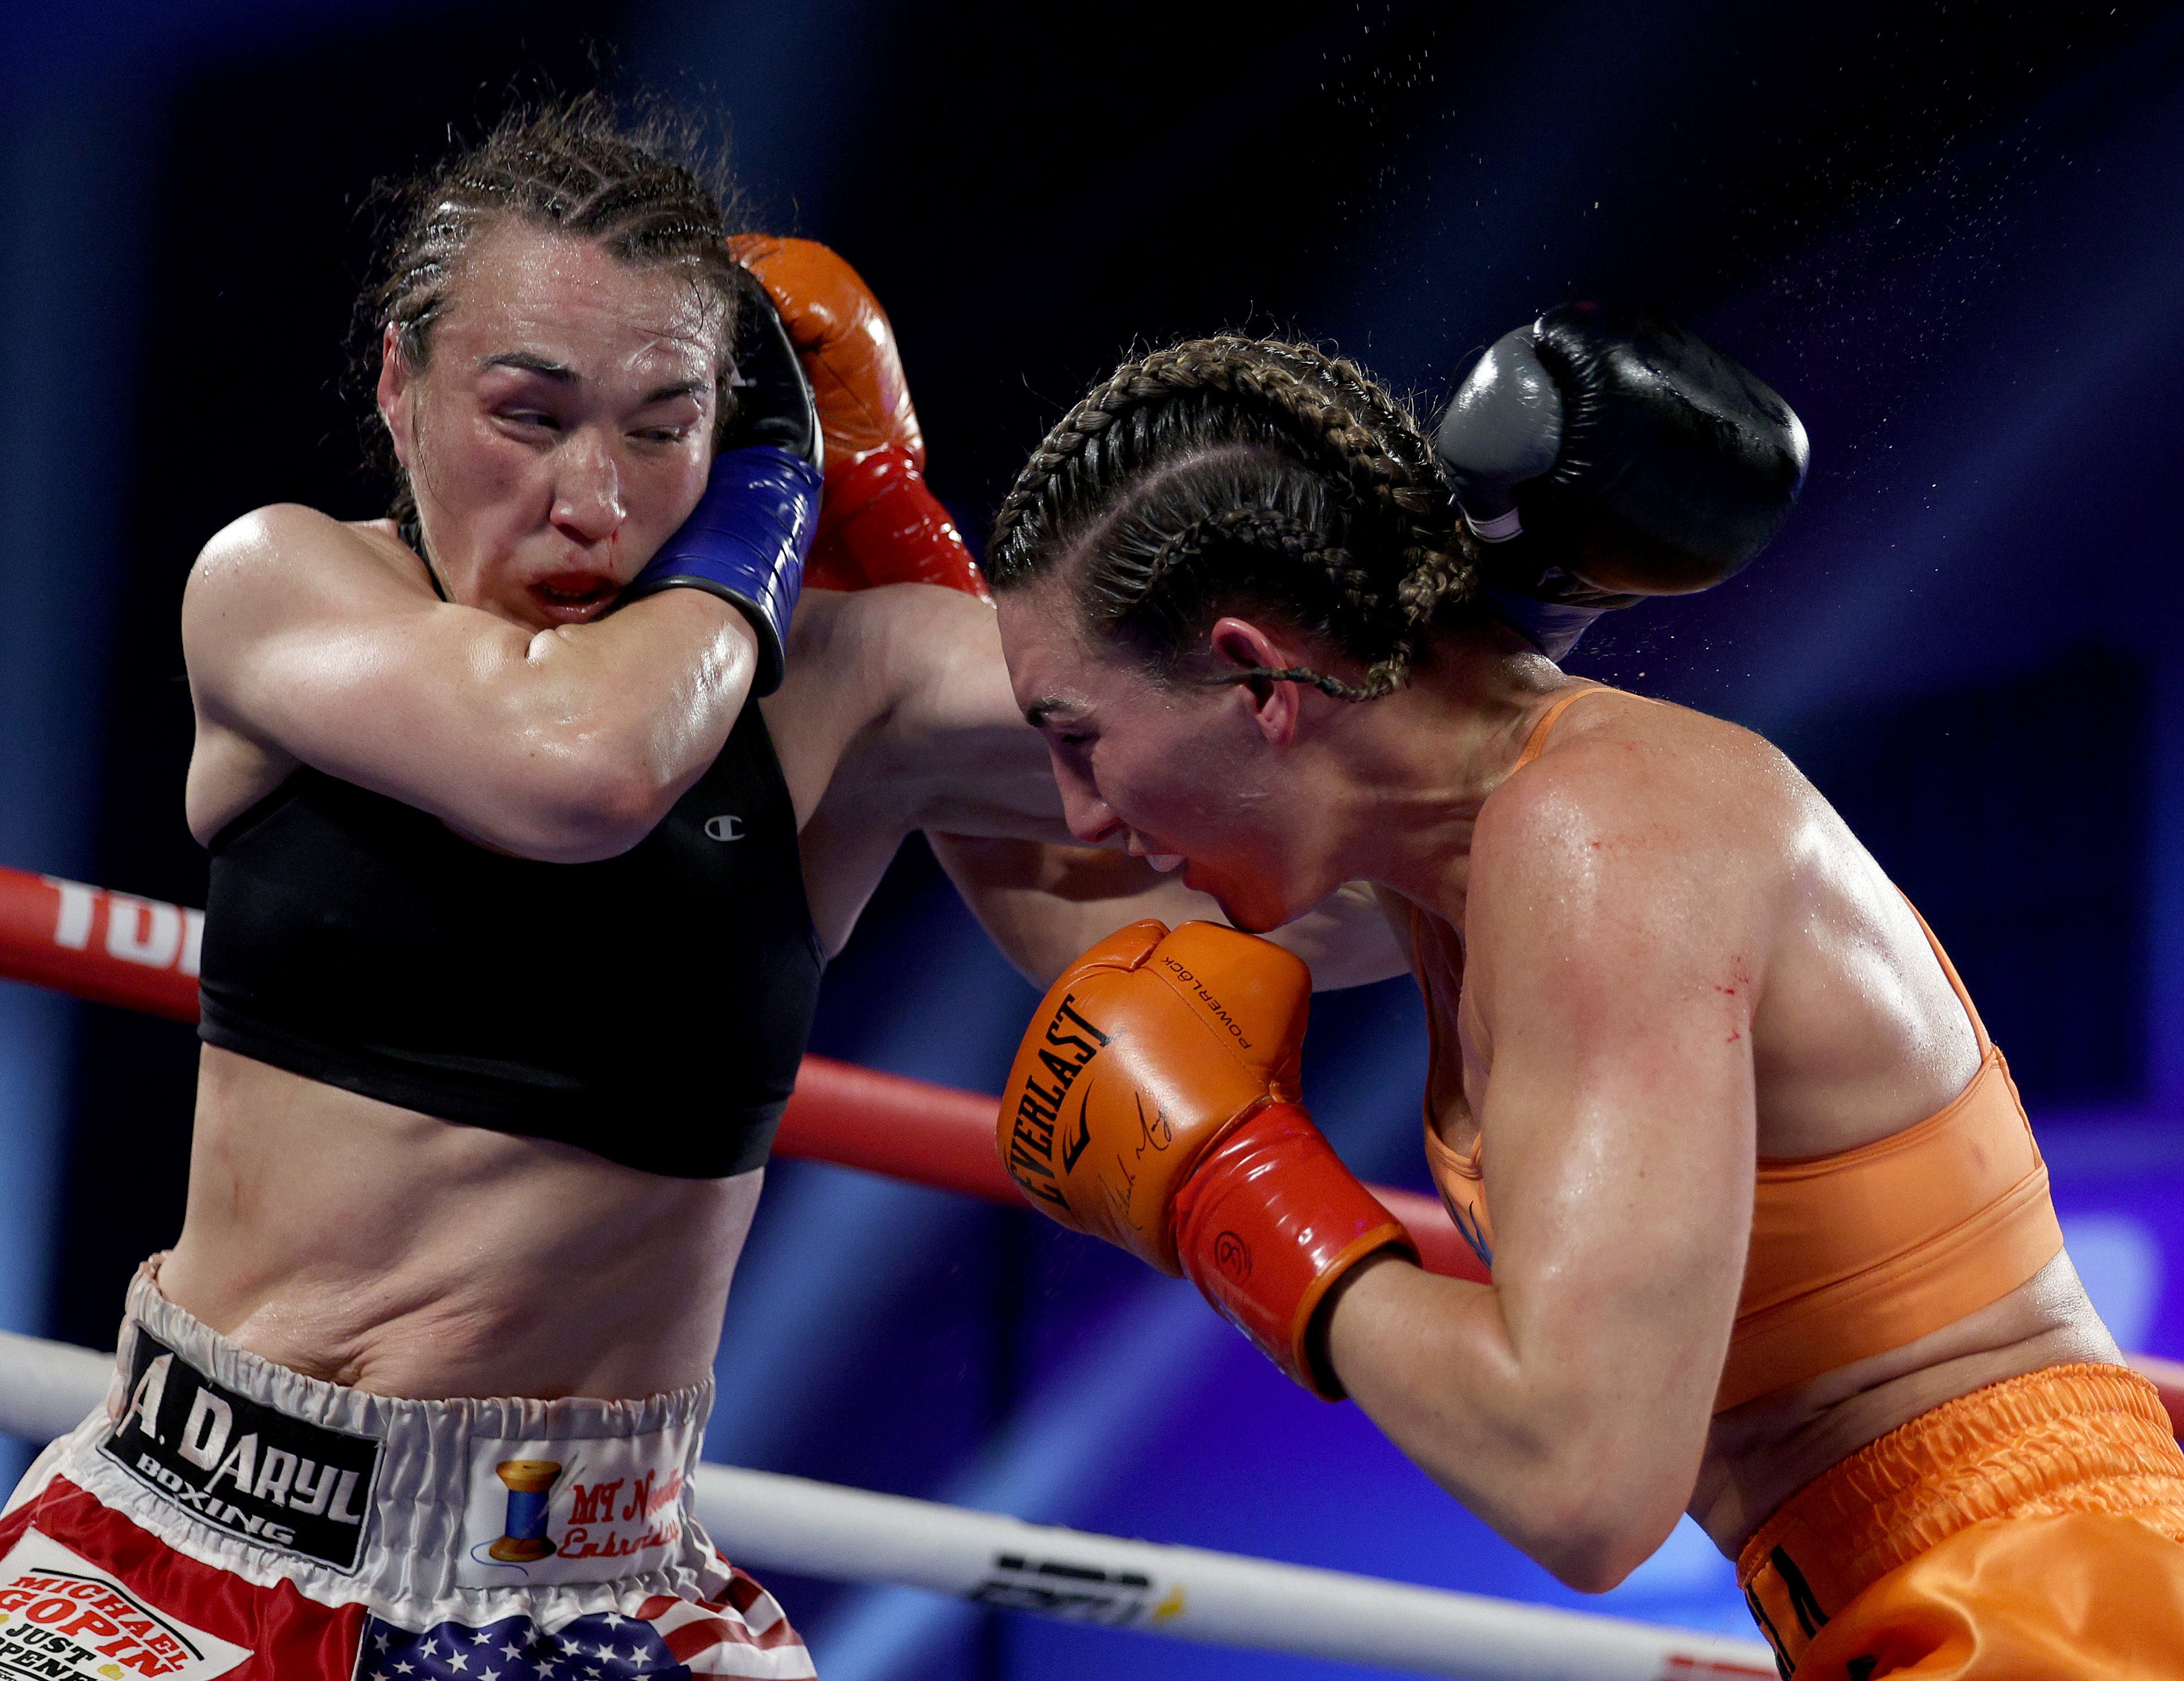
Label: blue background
xmin=4 ymin=2 xmax=2184 ymax=1674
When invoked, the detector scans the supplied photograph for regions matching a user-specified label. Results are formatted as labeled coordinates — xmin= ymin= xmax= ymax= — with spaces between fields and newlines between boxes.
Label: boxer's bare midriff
xmin=1693 ymin=1252 xmax=2117 ymax=1554
xmin=158 ymin=1045 xmax=757 ymax=1402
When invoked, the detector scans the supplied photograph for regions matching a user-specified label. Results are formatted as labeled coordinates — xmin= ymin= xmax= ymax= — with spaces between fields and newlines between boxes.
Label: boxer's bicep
xmin=930 ymin=839 xmax=1406 ymax=990
xmin=1463 ymin=753 xmax=1760 ymax=1469
xmin=184 ymin=504 xmax=753 ymax=860
xmin=927 ymin=836 xmax=1215 ymax=984
xmin=858 ymin=583 xmax=1071 ymax=834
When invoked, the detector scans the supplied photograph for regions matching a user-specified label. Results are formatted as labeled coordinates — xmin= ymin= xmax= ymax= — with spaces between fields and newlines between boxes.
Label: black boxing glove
xmin=1435 ymin=303 xmax=1808 ymax=659
xmin=626 ymin=267 xmax=823 ymax=695
xmin=715 ymin=261 xmax=824 ymax=466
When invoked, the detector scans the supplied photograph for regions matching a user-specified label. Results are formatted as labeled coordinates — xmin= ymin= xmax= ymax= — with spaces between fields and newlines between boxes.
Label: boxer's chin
xmin=1188 ymin=865 xmax=1286 ymax=936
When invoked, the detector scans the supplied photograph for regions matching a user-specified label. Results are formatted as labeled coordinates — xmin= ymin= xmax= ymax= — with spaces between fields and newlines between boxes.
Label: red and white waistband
xmin=17 ymin=1260 xmax=735 ymax=1632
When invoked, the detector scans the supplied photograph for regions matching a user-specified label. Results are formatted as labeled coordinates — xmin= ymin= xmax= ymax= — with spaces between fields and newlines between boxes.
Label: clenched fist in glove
xmin=998 ymin=920 xmax=1415 ymax=1398
xmin=727 ymin=235 xmax=989 ymax=599
xmin=1436 ymin=301 xmax=1809 ymax=658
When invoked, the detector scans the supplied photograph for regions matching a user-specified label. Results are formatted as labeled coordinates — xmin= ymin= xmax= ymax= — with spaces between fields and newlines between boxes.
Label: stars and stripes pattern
xmin=354 ymin=1571 xmax=814 ymax=1681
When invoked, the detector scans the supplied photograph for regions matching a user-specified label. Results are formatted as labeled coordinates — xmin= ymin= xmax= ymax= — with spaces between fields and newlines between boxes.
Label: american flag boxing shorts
xmin=0 ymin=1260 xmax=815 ymax=1679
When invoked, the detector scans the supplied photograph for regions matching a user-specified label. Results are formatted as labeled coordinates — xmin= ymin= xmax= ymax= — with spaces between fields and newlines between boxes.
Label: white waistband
xmin=50 ymin=1261 xmax=733 ymax=1626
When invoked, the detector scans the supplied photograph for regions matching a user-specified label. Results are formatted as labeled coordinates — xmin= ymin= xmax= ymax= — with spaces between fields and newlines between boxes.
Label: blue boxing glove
xmin=627 ymin=266 xmax=823 ymax=695
xmin=1436 ymin=303 xmax=1809 ymax=660
xmin=631 ymin=447 xmax=820 ymax=694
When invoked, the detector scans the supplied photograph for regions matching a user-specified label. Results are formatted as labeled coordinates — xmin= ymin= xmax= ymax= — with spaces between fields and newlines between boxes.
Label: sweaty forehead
xmin=999 ymin=587 xmax=1153 ymax=727
xmin=440 ymin=223 xmax=723 ymax=374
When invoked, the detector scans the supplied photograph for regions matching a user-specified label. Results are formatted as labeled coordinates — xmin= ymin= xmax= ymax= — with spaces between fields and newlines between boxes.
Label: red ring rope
xmin=7 ymin=859 xmax=2182 ymax=1442
xmin=0 ymin=863 xmax=1485 ymax=1283
xmin=0 ymin=865 xmax=203 ymax=1021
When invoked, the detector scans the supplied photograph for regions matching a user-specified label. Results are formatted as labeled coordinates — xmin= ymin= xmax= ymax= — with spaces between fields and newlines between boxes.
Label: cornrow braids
xmin=354 ymin=94 xmax=745 ymax=529
xmin=986 ymin=336 xmax=1476 ymax=700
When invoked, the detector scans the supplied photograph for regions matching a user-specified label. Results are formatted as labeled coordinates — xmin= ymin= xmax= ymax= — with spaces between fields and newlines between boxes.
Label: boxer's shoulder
xmin=195 ymin=501 xmax=405 ymax=571
xmin=1486 ymin=694 xmax=1800 ymax=849
xmin=1469 ymin=695 xmax=1803 ymax=950
xmin=187 ymin=505 xmax=425 ymax=633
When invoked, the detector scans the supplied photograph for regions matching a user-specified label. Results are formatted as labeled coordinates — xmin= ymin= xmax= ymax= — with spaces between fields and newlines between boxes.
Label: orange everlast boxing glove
xmin=726 ymin=235 xmax=989 ymax=599
xmin=998 ymin=920 xmax=1415 ymax=1399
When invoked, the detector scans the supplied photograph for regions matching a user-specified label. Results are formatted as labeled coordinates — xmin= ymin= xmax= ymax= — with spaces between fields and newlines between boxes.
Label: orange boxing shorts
xmin=1738 ymin=1362 xmax=2184 ymax=1677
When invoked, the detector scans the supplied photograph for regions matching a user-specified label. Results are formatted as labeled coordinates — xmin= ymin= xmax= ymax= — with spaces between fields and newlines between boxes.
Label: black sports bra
xmin=196 ymin=703 xmax=822 ymax=1178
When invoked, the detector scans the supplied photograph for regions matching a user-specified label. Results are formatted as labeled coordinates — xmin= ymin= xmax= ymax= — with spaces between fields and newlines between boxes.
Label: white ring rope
xmin=1 ymin=1329 xmax=1775 ymax=1680
xmin=0 ymin=1330 xmax=111 ymax=1444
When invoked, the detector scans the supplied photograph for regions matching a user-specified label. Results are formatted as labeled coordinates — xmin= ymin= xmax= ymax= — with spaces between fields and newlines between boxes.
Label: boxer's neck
xmin=1298 ymin=622 xmax=1574 ymax=912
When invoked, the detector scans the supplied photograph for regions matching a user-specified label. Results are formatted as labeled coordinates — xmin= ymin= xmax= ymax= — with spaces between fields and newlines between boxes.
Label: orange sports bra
xmin=1411 ymin=687 xmax=2066 ymax=1413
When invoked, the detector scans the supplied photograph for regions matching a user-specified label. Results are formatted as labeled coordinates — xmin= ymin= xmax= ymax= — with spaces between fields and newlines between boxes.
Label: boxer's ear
xmin=1209 ymin=616 xmax=1312 ymax=748
xmin=376 ymin=323 xmax=416 ymax=475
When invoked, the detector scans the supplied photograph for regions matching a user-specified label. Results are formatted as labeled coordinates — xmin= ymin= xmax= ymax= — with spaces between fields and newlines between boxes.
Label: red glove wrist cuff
xmin=1172 ymin=1103 xmax=1415 ymax=1400
xmin=808 ymin=447 xmax=990 ymax=599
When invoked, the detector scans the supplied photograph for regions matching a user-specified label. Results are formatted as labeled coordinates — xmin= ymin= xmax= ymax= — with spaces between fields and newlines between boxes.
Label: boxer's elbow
xmin=540 ymin=772 xmax=675 ymax=861
xmin=1439 ymin=1374 xmax=1695 ymax=1593
xmin=465 ymin=731 xmax=683 ymax=862
xmin=1515 ymin=1428 xmax=1696 ymax=1593
xmin=1530 ymin=1502 xmax=1684 ymax=1594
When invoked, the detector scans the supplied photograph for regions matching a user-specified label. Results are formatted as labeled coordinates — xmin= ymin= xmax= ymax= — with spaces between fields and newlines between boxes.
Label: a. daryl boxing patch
xmin=99 ymin=1330 xmax=382 ymax=1573
xmin=1005 ymin=993 xmax=1109 ymax=1210
xmin=0 ymin=1527 xmax=253 ymax=1678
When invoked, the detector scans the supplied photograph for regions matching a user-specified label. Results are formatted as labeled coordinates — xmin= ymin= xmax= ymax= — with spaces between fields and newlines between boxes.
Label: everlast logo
xmin=1006 ymin=994 xmax=1109 ymax=1210
xmin=100 ymin=1330 xmax=384 ymax=1573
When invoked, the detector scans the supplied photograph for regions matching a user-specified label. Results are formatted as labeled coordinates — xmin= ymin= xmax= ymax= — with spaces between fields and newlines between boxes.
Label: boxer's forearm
xmin=184 ymin=510 xmax=762 ymax=863
xmin=931 ymin=836 xmax=1408 ymax=989
xmin=929 ymin=834 xmax=1209 ymax=985
xmin=1323 ymin=1256 xmax=1697 ymax=1593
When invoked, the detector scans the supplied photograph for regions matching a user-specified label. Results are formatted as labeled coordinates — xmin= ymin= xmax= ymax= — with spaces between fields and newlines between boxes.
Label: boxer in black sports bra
xmin=197 ymin=697 xmax=820 ymax=1181
xmin=1 ymin=103 xmax=1403 ymax=1679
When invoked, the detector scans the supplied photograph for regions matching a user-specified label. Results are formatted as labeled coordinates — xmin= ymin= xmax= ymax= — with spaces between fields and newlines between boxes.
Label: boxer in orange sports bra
xmin=979 ymin=323 xmax=2184 ymax=1678
xmin=1419 ymin=689 xmax=2184 ymax=1674
xmin=1418 ymin=687 xmax=2069 ymax=1417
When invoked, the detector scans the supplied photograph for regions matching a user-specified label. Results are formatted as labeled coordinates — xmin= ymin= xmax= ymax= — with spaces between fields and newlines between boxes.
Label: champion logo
xmin=703 ymin=815 xmax=745 ymax=842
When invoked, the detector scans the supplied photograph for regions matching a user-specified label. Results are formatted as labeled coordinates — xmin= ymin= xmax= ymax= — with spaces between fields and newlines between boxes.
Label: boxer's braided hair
xmin=986 ymin=337 xmax=1475 ymax=699
xmin=356 ymin=95 xmax=745 ymax=534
